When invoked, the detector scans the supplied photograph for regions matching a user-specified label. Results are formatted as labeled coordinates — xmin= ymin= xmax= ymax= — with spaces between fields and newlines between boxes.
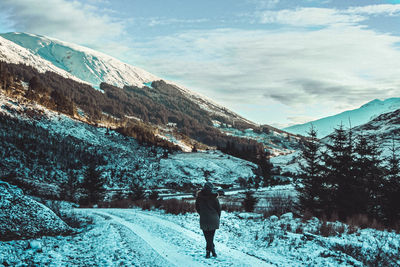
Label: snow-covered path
xmin=84 ymin=209 xmax=272 ymax=267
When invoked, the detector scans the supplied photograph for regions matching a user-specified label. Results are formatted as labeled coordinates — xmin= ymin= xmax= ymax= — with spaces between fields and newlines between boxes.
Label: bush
xmin=148 ymin=190 xmax=160 ymax=200
xmin=264 ymin=192 xmax=295 ymax=217
xmin=346 ymin=214 xmax=385 ymax=230
xmin=319 ymin=221 xmax=336 ymax=237
xmin=161 ymin=199 xmax=195 ymax=215
xmin=242 ymin=191 xmax=258 ymax=212
xmin=222 ymin=201 xmax=243 ymax=212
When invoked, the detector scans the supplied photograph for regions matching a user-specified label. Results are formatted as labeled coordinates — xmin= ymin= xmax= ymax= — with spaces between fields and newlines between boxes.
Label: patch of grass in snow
xmin=98 ymin=198 xmax=196 ymax=215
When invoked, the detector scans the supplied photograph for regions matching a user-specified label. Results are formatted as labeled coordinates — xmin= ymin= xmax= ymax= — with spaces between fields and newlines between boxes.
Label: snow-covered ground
xmin=0 ymin=35 xmax=86 ymax=84
xmin=159 ymin=151 xmax=257 ymax=186
xmin=1 ymin=208 xmax=399 ymax=266
xmin=0 ymin=93 xmax=258 ymax=189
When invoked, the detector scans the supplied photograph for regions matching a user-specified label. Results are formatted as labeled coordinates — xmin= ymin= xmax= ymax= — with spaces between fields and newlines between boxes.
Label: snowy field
xmin=1 ymin=208 xmax=399 ymax=266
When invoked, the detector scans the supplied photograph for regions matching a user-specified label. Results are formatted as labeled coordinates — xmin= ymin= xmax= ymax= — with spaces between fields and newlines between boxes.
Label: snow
xmin=0 ymin=93 xmax=259 ymax=188
xmin=93 ymin=210 xmax=207 ymax=267
xmin=284 ymin=98 xmax=400 ymax=138
xmin=0 ymin=36 xmax=86 ymax=84
xmin=3 ymin=207 xmax=398 ymax=266
xmin=159 ymin=151 xmax=258 ymax=186
xmin=0 ymin=182 xmax=71 ymax=240
xmin=1 ymin=32 xmax=264 ymax=134
xmin=1 ymin=32 xmax=301 ymax=157
xmin=1 ymin=32 xmax=159 ymax=88
xmin=214 ymin=123 xmax=299 ymax=156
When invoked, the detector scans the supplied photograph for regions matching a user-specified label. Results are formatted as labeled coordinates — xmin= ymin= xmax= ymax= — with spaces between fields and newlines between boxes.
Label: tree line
xmin=298 ymin=125 xmax=400 ymax=228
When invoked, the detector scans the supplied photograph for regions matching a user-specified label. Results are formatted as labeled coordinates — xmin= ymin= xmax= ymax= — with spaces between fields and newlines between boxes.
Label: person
xmin=195 ymin=182 xmax=221 ymax=258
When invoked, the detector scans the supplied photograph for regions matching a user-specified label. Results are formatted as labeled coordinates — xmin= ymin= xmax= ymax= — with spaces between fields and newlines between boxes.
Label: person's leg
xmin=203 ymin=230 xmax=212 ymax=258
xmin=210 ymin=230 xmax=217 ymax=257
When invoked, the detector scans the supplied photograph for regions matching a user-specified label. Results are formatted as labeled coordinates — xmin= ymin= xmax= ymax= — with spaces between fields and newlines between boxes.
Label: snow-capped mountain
xmin=0 ymin=35 xmax=85 ymax=84
xmin=0 ymin=32 xmax=255 ymax=126
xmin=0 ymin=32 xmax=302 ymax=155
xmin=1 ymin=32 xmax=158 ymax=88
xmin=284 ymin=98 xmax=400 ymax=138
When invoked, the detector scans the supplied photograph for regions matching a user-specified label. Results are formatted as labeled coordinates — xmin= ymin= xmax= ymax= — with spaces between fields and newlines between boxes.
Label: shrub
xmin=264 ymin=192 xmax=296 ymax=217
xmin=148 ymin=190 xmax=160 ymax=200
xmin=319 ymin=221 xmax=336 ymax=237
xmin=161 ymin=198 xmax=195 ymax=215
xmin=242 ymin=191 xmax=258 ymax=212
xmin=346 ymin=214 xmax=385 ymax=230
xmin=222 ymin=201 xmax=243 ymax=212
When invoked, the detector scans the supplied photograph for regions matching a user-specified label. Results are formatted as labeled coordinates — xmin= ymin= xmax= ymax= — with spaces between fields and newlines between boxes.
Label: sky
xmin=1 ymin=0 xmax=400 ymax=128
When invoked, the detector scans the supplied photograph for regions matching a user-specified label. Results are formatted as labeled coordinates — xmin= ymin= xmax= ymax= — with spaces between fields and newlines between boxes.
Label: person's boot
xmin=206 ymin=250 xmax=211 ymax=258
xmin=211 ymin=246 xmax=217 ymax=257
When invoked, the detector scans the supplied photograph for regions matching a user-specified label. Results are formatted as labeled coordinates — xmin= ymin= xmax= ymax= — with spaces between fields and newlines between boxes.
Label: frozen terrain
xmin=1 ymin=32 xmax=158 ymax=88
xmin=1 ymin=207 xmax=399 ymax=266
xmin=0 ymin=93 xmax=257 ymax=189
xmin=0 ymin=36 xmax=85 ymax=84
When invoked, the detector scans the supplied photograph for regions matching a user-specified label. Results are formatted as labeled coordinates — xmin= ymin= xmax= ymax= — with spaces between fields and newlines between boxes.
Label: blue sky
xmin=1 ymin=0 xmax=400 ymax=127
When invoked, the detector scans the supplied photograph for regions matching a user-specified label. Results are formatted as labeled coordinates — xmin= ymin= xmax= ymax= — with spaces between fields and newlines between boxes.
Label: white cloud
xmin=347 ymin=4 xmax=400 ymax=16
xmin=0 ymin=0 xmax=125 ymax=46
xmin=248 ymin=0 xmax=280 ymax=9
xmin=129 ymin=25 xmax=400 ymax=124
xmin=257 ymin=4 xmax=400 ymax=27
xmin=258 ymin=7 xmax=364 ymax=26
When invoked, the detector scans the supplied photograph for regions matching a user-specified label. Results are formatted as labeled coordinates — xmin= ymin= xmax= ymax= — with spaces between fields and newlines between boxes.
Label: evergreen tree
xmin=242 ymin=190 xmax=258 ymax=212
xmin=323 ymin=124 xmax=354 ymax=219
xmin=130 ymin=179 xmax=146 ymax=201
xmin=60 ymin=171 xmax=77 ymax=202
xmin=81 ymin=164 xmax=105 ymax=205
xmin=382 ymin=137 xmax=400 ymax=225
xmin=297 ymin=125 xmax=324 ymax=215
xmin=353 ymin=134 xmax=384 ymax=218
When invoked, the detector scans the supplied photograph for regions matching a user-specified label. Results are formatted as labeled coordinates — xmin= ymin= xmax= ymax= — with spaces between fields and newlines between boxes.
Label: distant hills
xmin=284 ymin=98 xmax=400 ymax=138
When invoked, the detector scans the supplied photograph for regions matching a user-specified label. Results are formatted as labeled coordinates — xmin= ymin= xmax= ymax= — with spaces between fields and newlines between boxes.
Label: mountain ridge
xmin=283 ymin=97 xmax=400 ymax=138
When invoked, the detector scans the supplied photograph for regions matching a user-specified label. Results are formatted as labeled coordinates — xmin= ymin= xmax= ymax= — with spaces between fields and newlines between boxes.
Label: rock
xmin=29 ymin=240 xmax=42 ymax=251
xmin=280 ymin=212 xmax=293 ymax=220
xmin=0 ymin=182 xmax=72 ymax=241
xmin=269 ymin=215 xmax=279 ymax=222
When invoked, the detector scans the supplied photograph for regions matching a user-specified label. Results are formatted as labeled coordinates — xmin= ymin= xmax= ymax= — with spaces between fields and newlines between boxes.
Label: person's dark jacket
xmin=195 ymin=190 xmax=221 ymax=230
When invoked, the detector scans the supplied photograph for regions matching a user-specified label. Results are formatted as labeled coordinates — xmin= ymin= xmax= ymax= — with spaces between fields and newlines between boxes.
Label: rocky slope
xmin=0 ymin=181 xmax=71 ymax=241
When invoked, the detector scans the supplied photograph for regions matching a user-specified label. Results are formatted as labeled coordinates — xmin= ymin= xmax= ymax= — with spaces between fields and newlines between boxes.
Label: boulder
xmin=0 ymin=181 xmax=71 ymax=240
xmin=280 ymin=212 xmax=293 ymax=220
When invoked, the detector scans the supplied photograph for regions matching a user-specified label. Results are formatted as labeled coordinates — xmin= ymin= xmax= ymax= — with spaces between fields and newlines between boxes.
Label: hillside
xmin=0 ymin=91 xmax=259 ymax=198
xmin=0 ymin=32 xmax=302 ymax=155
xmin=0 ymin=32 xmax=158 ymax=88
xmin=284 ymin=98 xmax=400 ymax=138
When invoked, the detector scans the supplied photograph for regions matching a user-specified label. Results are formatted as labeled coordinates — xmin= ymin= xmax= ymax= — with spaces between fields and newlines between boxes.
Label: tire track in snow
xmin=111 ymin=209 xmax=275 ymax=266
xmin=92 ymin=210 xmax=206 ymax=267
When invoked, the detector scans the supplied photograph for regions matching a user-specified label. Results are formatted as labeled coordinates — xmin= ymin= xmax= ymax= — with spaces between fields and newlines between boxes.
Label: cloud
xmin=247 ymin=0 xmax=280 ymax=9
xmin=257 ymin=4 xmax=400 ymax=27
xmin=347 ymin=4 xmax=400 ymax=16
xmin=287 ymin=116 xmax=317 ymax=125
xmin=0 ymin=0 xmax=125 ymax=47
xmin=129 ymin=24 xmax=400 ymax=119
xmin=258 ymin=7 xmax=364 ymax=26
xmin=147 ymin=18 xmax=209 ymax=27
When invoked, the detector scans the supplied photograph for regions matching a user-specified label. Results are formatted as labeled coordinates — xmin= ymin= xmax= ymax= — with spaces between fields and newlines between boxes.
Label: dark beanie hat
xmin=203 ymin=182 xmax=214 ymax=192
